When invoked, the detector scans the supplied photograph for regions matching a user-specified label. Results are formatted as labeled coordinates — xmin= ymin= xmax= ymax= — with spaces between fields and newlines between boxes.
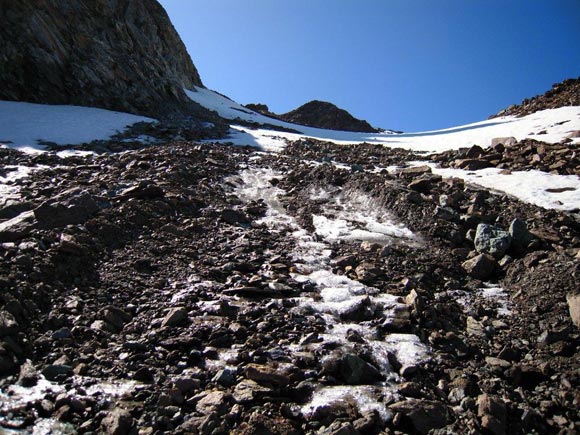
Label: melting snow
xmin=0 ymin=100 xmax=155 ymax=152
xmin=424 ymin=163 xmax=580 ymax=211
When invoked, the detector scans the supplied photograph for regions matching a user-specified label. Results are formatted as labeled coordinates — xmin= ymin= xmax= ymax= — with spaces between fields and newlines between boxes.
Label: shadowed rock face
xmin=0 ymin=0 xmax=203 ymax=119
xmin=279 ymin=100 xmax=378 ymax=133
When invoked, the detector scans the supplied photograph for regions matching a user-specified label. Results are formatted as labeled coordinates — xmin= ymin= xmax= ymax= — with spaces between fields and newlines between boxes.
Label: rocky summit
xmin=246 ymin=101 xmax=379 ymax=133
xmin=1 ymin=2 xmax=580 ymax=435
xmin=279 ymin=100 xmax=379 ymax=133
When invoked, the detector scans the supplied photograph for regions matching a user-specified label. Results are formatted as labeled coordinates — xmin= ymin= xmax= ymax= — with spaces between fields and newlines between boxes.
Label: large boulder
xmin=474 ymin=224 xmax=511 ymax=259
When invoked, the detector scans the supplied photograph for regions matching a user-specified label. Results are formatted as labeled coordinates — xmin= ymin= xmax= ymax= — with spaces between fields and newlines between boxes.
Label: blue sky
xmin=158 ymin=0 xmax=580 ymax=132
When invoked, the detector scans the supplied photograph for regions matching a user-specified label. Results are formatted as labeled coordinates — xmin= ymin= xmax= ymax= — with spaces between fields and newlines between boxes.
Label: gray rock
xmin=462 ymin=254 xmax=497 ymax=280
xmin=474 ymin=224 xmax=511 ymax=259
xmin=100 ymin=407 xmax=134 ymax=435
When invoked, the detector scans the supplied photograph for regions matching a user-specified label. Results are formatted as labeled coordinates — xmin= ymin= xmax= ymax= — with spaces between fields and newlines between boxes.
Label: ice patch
xmin=481 ymin=285 xmax=511 ymax=317
xmin=303 ymin=385 xmax=394 ymax=422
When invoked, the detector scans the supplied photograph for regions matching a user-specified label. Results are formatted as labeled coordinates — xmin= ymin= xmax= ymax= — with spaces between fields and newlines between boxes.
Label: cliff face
xmin=279 ymin=100 xmax=378 ymax=133
xmin=0 ymin=0 xmax=203 ymax=119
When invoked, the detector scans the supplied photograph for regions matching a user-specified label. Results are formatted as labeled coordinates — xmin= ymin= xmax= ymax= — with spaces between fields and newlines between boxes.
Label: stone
xmin=354 ymin=262 xmax=382 ymax=284
xmin=161 ymin=307 xmax=188 ymax=327
xmin=195 ymin=390 xmax=228 ymax=414
xmin=317 ymin=421 xmax=359 ymax=435
xmin=118 ymin=181 xmax=164 ymax=199
xmin=339 ymin=296 xmax=376 ymax=321
xmin=221 ymin=209 xmax=250 ymax=225
xmin=245 ymin=364 xmax=288 ymax=387
xmin=566 ymin=293 xmax=580 ymax=328
xmin=103 ymin=306 xmax=132 ymax=333
xmin=0 ymin=211 xmax=35 ymax=243
xmin=477 ymin=394 xmax=507 ymax=435
xmin=100 ymin=408 xmax=134 ymax=435
xmin=233 ymin=379 xmax=272 ymax=403
xmin=17 ymin=359 xmax=39 ymax=387
xmin=491 ymin=137 xmax=517 ymax=148
xmin=339 ymin=354 xmax=383 ymax=385
xmin=509 ymin=218 xmax=534 ymax=253
xmin=42 ymin=364 xmax=73 ymax=381
xmin=212 ymin=368 xmax=236 ymax=387
xmin=0 ymin=310 xmax=19 ymax=336
xmin=462 ymin=254 xmax=497 ymax=280
xmin=389 ymin=399 xmax=448 ymax=435
xmin=34 ymin=191 xmax=99 ymax=229
xmin=474 ymin=224 xmax=511 ymax=258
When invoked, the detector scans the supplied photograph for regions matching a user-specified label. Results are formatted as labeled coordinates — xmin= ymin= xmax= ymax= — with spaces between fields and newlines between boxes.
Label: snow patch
xmin=0 ymin=100 xmax=155 ymax=152
xmin=424 ymin=163 xmax=580 ymax=211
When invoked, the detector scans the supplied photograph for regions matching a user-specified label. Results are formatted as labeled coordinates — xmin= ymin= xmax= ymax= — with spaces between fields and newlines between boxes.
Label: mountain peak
xmin=279 ymin=100 xmax=379 ymax=133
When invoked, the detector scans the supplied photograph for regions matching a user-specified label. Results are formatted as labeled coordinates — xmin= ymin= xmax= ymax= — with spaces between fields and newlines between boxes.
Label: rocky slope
xmin=0 ymin=0 xmax=204 ymax=120
xmin=246 ymin=101 xmax=379 ymax=133
xmin=492 ymin=77 xmax=580 ymax=118
xmin=1 ymin=129 xmax=579 ymax=434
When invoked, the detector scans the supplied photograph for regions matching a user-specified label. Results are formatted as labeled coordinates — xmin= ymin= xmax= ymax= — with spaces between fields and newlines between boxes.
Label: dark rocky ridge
xmin=246 ymin=100 xmax=379 ymax=133
xmin=0 ymin=0 xmax=204 ymax=120
xmin=492 ymin=76 xmax=580 ymax=118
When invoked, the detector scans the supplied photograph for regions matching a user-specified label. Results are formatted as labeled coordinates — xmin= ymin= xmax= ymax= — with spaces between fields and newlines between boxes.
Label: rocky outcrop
xmin=492 ymin=76 xmax=580 ymax=118
xmin=0 ymin=0 xmax=203 ymax=119
xmin=279 ymin=100 xmax=378 ymax=133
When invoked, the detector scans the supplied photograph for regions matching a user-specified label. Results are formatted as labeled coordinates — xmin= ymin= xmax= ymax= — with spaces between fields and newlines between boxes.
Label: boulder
xmin=389 ymin=399 xmax=448 ymax=435
xmin=34 ymin=191 xmax=99 ymax=229
xmin=491 ymin=137 xmax=517 ymax=148
xmin=0 ymin=210 xmax=35 ymax=243
xmin=161 ymin=307 xmax=188 ymax=327
xmin=338 ymin=354 xmax=383 ymax=385
xmin=245 ymin=364 xmax=289 ymax=387
xmin=462 ymin=254 xmax=497 ymax=280
xmin=509 ymin=218 xmax=534 ymax=253
xmin=100 ymin=408 xmax=134 ymax=435
xmin=474 ymin=224 xmax=511 ymax=258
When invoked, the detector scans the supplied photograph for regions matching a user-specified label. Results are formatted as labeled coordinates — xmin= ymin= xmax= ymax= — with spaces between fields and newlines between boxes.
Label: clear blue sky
xmin=158 ymin=0 xmax=580 ymax=132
